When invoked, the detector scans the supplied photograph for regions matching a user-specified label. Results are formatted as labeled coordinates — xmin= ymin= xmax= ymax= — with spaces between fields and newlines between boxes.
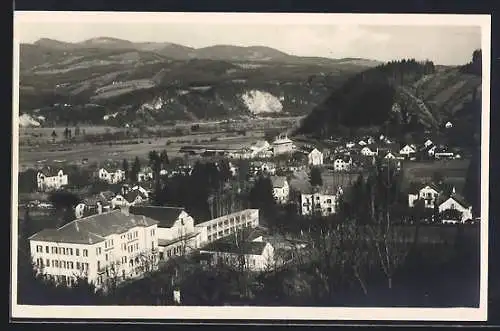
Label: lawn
xmin=402 ymin=159 xmax=470 ymax=189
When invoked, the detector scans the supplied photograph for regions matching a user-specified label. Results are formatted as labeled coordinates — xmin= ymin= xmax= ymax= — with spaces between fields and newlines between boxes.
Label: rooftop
xmin=28 ymin=210 xmax=158 ymax=244
xmin=129 ymin=205 xmax=186 ymax=228
xmin=202 ymin=240 xmax=269 ymax=256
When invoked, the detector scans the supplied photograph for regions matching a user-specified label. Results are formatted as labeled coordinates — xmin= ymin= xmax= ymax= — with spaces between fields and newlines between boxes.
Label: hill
xmin=295 ymin=51 xmax=482 ymax=144
xmin=18 ymin=38 xmax=381 ymax=126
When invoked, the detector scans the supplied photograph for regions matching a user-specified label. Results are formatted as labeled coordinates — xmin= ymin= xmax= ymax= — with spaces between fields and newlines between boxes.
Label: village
xmin=17 ymin=122 xmax=480 ymax=304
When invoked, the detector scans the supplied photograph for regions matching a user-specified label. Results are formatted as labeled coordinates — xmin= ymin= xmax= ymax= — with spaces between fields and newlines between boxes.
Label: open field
xmin=403 ymin=159 xmax=469 ymax=180
xmin=18 ymin=130 xmax=267 ymax=169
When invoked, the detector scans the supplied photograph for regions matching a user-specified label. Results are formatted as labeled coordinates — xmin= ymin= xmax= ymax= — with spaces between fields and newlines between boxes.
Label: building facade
xmin=271 ymin=176 xmax=290 ymax=204
xmin=300 ymin=192 xmax=338 ymax=216
xmin=195 ymin=209 xmax=260 ymax=245
xmin=36 ymin=168 xmax=68 ymax=191
xmin=29 ymin=210 xmax=159 ymax=290
xmin=308 ymin=148 xmax=324 ymax=166
xmin=98 ymin=168 xmax=125 ymax=184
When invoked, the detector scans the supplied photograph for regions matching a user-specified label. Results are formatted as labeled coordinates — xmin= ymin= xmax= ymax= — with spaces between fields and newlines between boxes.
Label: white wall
xmin=439 ymin=198 xmax=473 ymax=223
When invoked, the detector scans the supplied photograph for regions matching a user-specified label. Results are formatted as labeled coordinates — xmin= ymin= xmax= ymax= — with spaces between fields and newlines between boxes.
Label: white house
xmin=36 ymin=168 xmax=68 ymax=191
xmin=110 ymin=189 xmax=148 ymax=209
xmin=200 ymin=240 xmax=274 ymax=272
xmin=249 ymin=140 xmax=271 ymax=158
xmin=360 ymin=147 xmax=377 ymax=156
xmin=251 ymin=161 xmax=276 ymax=176
xmin=346 ymin=142 xmax=356 ymax=149
xmin=384 ymin=152 xmax=396 ymax=160
xmin=195 ymin=209 xmax=260 ymax=245
xmin=445 ymin=121 xmax=453 ymax=129
xmin=358 ymin=140 xmax=367 ymax=146
xmin=137 ymin=167 xmax=154 ymax=182
xmin=301 ymin=191 xmax=340 ymax=216
xmin=270 ymin=176 xmax=290 ymax=204
xmin=408 ymin=184 xmax=441 ymax=209
xmin=98 ymin=167 xmax=125 ymax=184
xmin=437 ymin=190 xmax=473 ymax=224
xmin=424 ymin=139 xmax=434 ymax=148
xmin=307 ymin=148 xmax=324 ymax=166
xmin=29 ymin=210 xmax=159 ymax=290
xmin=333 ymin=155 xmax=352 ymax=171
xmin=399 ymin=144 xmax=417 ymax=157
xmin=272 ymin=135 xmax=295 ymax=156
xmin=128 ymin=206 xmax=201 ymax=260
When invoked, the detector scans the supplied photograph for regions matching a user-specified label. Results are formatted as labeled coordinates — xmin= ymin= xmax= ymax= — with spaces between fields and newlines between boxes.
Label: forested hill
xmin=295 ymin=50 xmax=482 ymax=140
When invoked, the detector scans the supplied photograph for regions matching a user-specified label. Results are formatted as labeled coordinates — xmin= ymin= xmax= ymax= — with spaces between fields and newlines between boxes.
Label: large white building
xmin=195 ymin=209 xmax=260 ymax=245
xmin=128 ymin=206 xmax=201 ymax=260
xmin=36 ymin=168 xmax=68 ymax=191
xmin=29 ymin=210 xmax=159 ymax=290
xmin=98 ymin=167 xmax=125 ymax=184
xmin=271 ymin=135 xmax=295 ymax=156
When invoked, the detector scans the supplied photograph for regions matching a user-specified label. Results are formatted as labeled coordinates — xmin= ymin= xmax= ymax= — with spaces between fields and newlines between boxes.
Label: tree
xmin=122 ymin=159 xmax=129 ymax=181
xmin=309 ymin=166 xmax=323 ymax=188
xmin=130 ymin=157 xmax=141 ymax=183
xmin=432 ymin=171 xmax=444 ymax=185
xmin=160 ymin=150 xmax=169 ymax=170
xmin=48 ymin=191 xmax=80 ymax=227
xmin=74 ymin=125 xmax=80 ymax=137
xmin=148 ymin=150 xmax=161 ymax=181
xmin=51 ymin=130 xmax=57 ymax=143
xmin=248 ymin=176 xmax=276 ymax=218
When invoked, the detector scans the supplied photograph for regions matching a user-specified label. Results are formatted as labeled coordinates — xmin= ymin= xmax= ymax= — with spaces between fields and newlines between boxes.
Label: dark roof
xmin=270 ymin=176 xmax=287 ymax=188
xmin=38 ymin=167 xmax=62 ymax=177
xmin=124 ymin=189 xmax=148 ymax=203
xmin=28 ymin=210 xmax=158 ymax=244
xmin=158 ymin=232 xmax=199 ymax=247
xmin=203 ymin=240 xmax=269 ymax=256
xmin=129 ymin=206 xmax=186 ymax=228
xmin=437 ymin=192 xmax=471 ymax=208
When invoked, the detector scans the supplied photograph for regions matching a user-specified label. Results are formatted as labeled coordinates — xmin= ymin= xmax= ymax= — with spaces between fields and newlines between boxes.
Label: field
xmin=402 ymin=159 xmax=470 ymax=191
xmin=18 ymin=129 xmax=267 ymax=169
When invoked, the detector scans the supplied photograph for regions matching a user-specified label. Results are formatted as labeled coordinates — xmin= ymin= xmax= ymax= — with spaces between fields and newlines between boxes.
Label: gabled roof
xmin=203 ymin=240 xmax=269 ymax=256
xmin=125 ymin=189 xmax=148 ymax=203
xmin=438 ymin=192 xmax=471 ymax=209
xmin=38 ymin=167 xmax=63 ymax=177
xmin=28 ymin=210 xmax=157 ymax=244
xmin=129 ymin=205 xmax=186 ymax=228
xmin=335 ymin=155 xmax=351 ymax=163
xmin=270 ymin=176 xmax=288 ymax=188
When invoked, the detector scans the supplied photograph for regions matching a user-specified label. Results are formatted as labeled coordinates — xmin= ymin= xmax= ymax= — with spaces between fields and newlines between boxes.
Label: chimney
xmin=452 ymin=186 xmax=456 ymax=194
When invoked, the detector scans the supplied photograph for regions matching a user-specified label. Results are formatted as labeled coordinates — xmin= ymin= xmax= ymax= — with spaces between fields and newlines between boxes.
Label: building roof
xmin=437 ymin=192 xmax=471 ymax=209
xmin=335 ymin=155 xmax=352 ymax=163
xmin=38 ymin=167 xmax=62 ymax=177
xmin=28 ymin=210 xmax=158 ymax=244
xmin=203 ymin=240 xmax=269 ymax=256
xmin=124 ymin=189 xmax=148 ymax=203
xmin=270 ymin=176 xmax=288 ymax=188
xmin=129 ymin=205 xmax=186 ymax=228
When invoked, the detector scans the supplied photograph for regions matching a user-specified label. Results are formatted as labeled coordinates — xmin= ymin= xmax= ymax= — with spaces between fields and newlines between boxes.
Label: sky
xmin=15 ymin=13 xmax=483 ymax=65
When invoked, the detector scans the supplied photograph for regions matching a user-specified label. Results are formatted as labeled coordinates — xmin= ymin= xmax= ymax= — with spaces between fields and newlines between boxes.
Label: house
xmin=122 ymin=184 xmax=150 ymax=199
xmin=360 ymin=146 xmax=377 ymax=156
xmin=424 ymin=139 xmax=434 ymax=148
xmin=29 ymin=210 xmax=159 ymax=290
xmin=399 ymin=144 xmax=416 ymax=158
xmin=346 ymin=142 xmax=356 ymax=149
xmin=367 ymin=137 xmax=376 ymax=145
xmin=408 ymin=183 xmax=442 ymax=209
xmin=75 ymin=194 xmax=112 ymax=219
xmin=437 ymin=189 xmax=473 ymax=224
xmin=195 ymin=209 xmax=260 ymax=245
xmin=270 ymin=176 xmax=290 ymax=204
xmin=434 ymin=147 xmax=454 ymax=159
xmin=301 ymin=189 xmax=341 ymax=216
xmin=128 ymin=206 xmax=201 ymax=260
xmin=358 ymin=140 xmax=367 ymax=146
xmin=333 ymin=155 xmax=352 ymax=171
xmin=199 ymin=240 xmax=275 ymax=272
xmin=384 ymin=152 xmax=396 ymax=159
xmin=249 ymin=140 xmax=271 ymax=158
xmin=98 ymin=167 xmax=125 ymax=184
xmin=137 ymin=167 xmax=154 ymax=182
xmin=36 ymin=168 xmax=68 ymax=191
xmin=307 ymin=148 xmax=324 ymax=166
xmin=445 ymin=121 xmax=453 ymax=129
xmin=271 ymin=134 xmax=295 ymax=156
xmin=110 ymin=189 xmax=147 ymax=209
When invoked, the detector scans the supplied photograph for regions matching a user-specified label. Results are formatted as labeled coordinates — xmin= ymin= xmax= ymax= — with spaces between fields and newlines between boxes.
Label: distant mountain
xmin=18 ymin=37 xmax=383 ymax=125
xmin=24 ymin=37 xmax=381 ymax=67
xmin=295 ymin=52 xmax=482 ymax=144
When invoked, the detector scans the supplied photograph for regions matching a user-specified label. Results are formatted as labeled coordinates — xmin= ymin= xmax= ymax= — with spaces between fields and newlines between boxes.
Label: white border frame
xmin=11 ymin=12 xmax=491 ymax=322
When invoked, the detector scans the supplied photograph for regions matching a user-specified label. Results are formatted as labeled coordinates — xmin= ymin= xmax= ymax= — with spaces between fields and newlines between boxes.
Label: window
xmin=45 ymin=246 xmax=49 ymax=253
xmin=62 ymin=261 xmax=66 ymax=269
xmin=46 ymin=259 xmax=50 ymax=266
xmin=62 ymin=247 xmax=66 ymax=255
xmin=208 ymin=235 xmax=212 ymax=241
xmin=97 ymin=261 xmax=101 ymax=270
xmin=105 ymin=242 xmax=107 ymax=249
xmin=55 ymin=260 xmax=59 ymax=268
xmin=76 ymin=249 xmax=80 ymax=256
xmin=52 ymin=247 xmax=57 ymax=254
xmin=326 ymin=199 xmax=332 ymax=204
xmin=105 ymin=254 xmax=108 ymax=261
xmin=76 ymin=262 xmax=80 ymax=269
xmin=69 ymin=248 xmax=73 ymax=255
xmin=83 ymin=249 xmax=88 ymax=257
xmin=70 ymin=262 xmax=74 ymax=269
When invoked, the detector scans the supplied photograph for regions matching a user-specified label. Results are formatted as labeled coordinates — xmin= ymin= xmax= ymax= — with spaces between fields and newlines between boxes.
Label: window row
xmin=35 ymin=245 xmax=88 ymax=257
xmin=35 ymin=258 xmax=89 ymax=271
